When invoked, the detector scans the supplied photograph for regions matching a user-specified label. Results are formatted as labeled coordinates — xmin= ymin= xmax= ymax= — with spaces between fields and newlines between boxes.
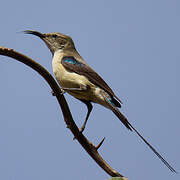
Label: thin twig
xmin=0 ymin=46 xmax=127 ymax=179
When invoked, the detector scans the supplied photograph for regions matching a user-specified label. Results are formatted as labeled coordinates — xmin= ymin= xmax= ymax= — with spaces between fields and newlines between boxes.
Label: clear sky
xmin=0 ymin=0 xmax=179 ymax=180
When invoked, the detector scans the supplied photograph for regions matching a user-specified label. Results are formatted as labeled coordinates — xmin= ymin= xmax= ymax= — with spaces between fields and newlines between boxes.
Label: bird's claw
xmin=60 ymin=88 xmax=66 ymax=94
xmin=51 ymin=89 xmax=65 ymax=96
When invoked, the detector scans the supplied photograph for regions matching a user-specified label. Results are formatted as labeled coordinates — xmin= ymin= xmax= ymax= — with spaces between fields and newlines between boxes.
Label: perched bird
xmin=24 ymin=30 xmax=176 ymax=172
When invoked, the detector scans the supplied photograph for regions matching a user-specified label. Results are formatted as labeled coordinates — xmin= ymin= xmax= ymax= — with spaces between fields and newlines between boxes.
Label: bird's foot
xmin=60 ymin=88 xmax=66 ymax=94
xmin=51 ymin=89 xmax=65 ymax=96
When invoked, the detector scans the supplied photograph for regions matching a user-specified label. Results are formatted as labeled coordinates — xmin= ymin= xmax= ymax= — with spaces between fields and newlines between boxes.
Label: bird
xmin=24 ymin=30 xmax=176 ymax=173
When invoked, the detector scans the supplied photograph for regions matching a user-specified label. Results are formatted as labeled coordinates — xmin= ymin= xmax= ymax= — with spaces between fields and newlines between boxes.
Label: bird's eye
xmin=52 ymin=34 xmax=57 ymax=38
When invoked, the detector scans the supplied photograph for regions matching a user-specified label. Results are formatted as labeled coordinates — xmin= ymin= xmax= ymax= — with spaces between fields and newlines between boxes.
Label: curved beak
xmin=23 ymin=30 xmax=45 ymax=39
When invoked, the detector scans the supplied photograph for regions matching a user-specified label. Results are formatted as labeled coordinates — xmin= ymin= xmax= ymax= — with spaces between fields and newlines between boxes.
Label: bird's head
xmin=24 ymin=30 xmax=75 ymax=54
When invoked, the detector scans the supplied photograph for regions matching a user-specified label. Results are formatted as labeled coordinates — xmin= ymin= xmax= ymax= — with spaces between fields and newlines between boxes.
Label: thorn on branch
xmin=96 ymin=137 xmax=105 ymax=150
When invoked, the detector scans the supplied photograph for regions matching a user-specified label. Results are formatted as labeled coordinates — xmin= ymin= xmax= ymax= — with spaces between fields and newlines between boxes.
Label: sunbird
xmin=24 ymin=30 xmax=176 ymax=172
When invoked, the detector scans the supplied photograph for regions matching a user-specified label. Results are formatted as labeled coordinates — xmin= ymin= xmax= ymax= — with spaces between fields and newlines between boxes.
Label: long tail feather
xmin=113 ymin=107 xmax=177 ymax=173
xmin=104 ymin=95 xmax=177 ymax=172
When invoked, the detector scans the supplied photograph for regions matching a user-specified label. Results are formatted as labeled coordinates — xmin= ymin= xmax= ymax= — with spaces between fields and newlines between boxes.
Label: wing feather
xmin=62 ymin=56 xmax=122 ymax=106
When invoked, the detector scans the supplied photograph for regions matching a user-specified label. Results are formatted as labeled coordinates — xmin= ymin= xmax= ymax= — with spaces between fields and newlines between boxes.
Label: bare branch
xmin=0 ymin=46 xmax=127 ymax=179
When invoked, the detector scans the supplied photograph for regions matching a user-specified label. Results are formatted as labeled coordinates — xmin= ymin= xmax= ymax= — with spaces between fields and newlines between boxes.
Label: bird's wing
xmin=61 ymin=56 xmax=122 ymax=105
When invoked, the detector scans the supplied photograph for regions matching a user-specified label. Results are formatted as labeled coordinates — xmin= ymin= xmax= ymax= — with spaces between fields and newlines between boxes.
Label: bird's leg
xmin=78 ymin=100 xmax=93 ymax=132
xmin=61 ymin=84 xmax=92 ymax=133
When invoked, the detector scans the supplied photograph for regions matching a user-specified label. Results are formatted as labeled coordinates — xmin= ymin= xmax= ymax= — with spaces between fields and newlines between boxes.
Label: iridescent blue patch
xmin=62 ymin=56 xmax=83 ymax=66
xmin=106 ymin=97 xmax=115 ymax=106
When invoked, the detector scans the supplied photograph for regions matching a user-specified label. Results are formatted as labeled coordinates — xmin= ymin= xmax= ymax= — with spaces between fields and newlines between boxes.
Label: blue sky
xmin=0 ymin=0 xmax=179 ymax=180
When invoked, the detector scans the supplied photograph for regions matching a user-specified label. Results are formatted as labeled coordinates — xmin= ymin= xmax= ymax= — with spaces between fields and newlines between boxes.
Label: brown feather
xmin=61 ymin=57 xmax=122 ymax=107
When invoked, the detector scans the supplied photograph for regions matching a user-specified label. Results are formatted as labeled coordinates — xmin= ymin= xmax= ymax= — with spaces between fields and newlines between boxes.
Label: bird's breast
xmin=52 ymin=54 xmax=89 ymax=87
xmin=52 ymin=51 xmax=96 ymax=100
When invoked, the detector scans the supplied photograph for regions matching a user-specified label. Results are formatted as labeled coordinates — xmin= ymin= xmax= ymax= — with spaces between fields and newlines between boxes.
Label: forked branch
xmin=0 ymin=46 xmax=127 ymax=180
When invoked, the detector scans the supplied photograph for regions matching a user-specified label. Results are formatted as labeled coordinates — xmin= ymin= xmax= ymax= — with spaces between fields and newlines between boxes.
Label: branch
xmin=0 ymin=46 xmax=127 ymax=179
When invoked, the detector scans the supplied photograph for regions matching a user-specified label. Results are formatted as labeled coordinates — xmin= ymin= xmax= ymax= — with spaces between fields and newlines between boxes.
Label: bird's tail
xmin=104 ymin=96 xmax=177 ymax=173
